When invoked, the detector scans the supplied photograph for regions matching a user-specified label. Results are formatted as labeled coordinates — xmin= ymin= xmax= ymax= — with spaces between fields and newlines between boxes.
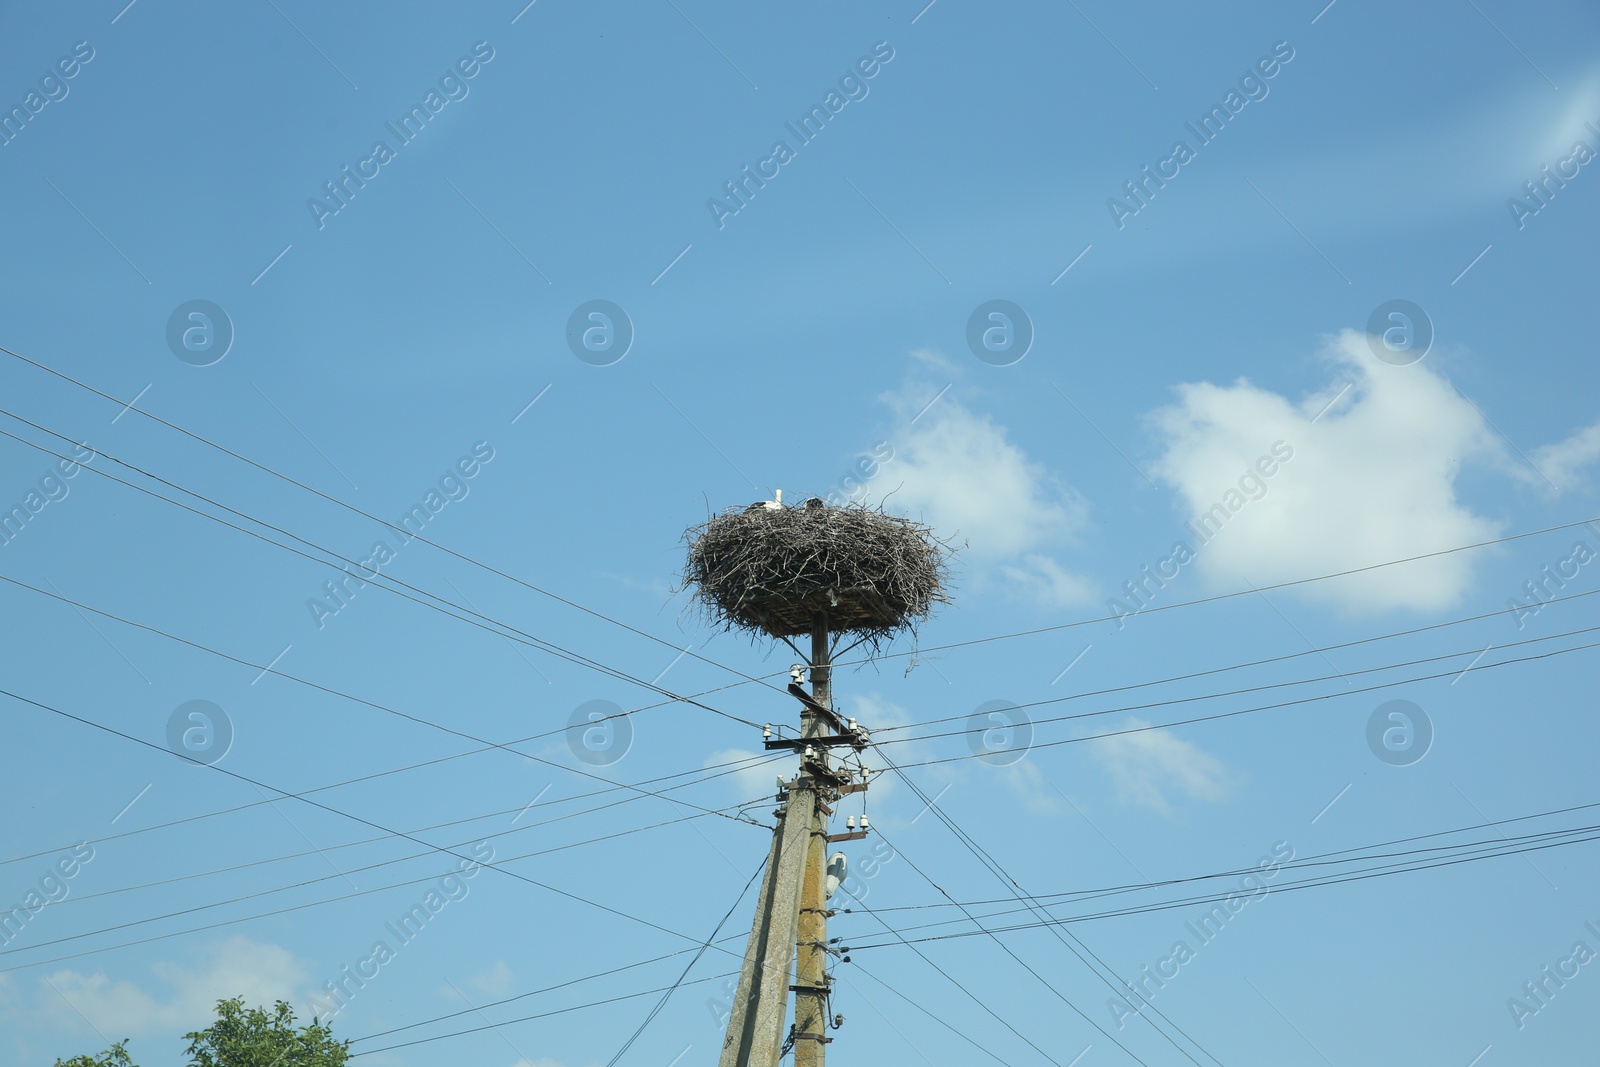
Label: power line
xmin=351 ymin=939 xmax=743 ymax=1047
xmin=349 ymin=971 xmax=739 ymax=1058
xmin=867 ymin=799 xmax=1600 ymax=918
xmin=0 ymin=794 xmax=768 ymax=965
xmin=40 ymin=755 xmax=777 ymax=912
xmin=1 ymin=721 xmax=778 ymax=870
xmin=841 ymin=892 xmax=1068 ymax=1066
xmin=13 ymin=343 xmax=1589 ymax=712
xmin=856 ymin=838 xmax=1157 ymax=1066
xmin=877 ymin=623 xmax=1600 ymax=746
xmin=822 ymin=514 xmax=1600 ymax=671
xmin=0 ymin=568 xmax=758 ymax=828
xmin=847 ymin=821 xmax=1600 ymax=949
xmin=872 ymin=588 xmax=1599 ymax=737
xmin=842 ymin=959 xmax=1019 ymax=1066
xmin=47 ymin=593 xmax=1566 ymax=905
xmin=8 ymin=356 xmax=1594 ymax=729
xmin=876 ymin=754 xmax=1226 ymax=1067
xmin=1 ymin=796 xmax=768 ymax=972
xmin=19 ymin=414 xmax=1574 ymax=806
xmin=0 ymin=345 xmax=779 ymax=697
xmin=0 ymin=420 xmax=762 ymax=733
xmin=1 ymin=686 xmax=764 ymax=964
xmin=601 ymin=859 xmax=766 ymax=1066
xmin=887 ymin=639 xmax=1600 ymax=770
xmin=867 ymin=821 xmax=1600 ymax=934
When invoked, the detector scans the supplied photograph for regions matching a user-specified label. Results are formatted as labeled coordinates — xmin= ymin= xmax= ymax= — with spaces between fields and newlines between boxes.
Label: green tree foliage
xmin=184 ymin=999 xmax=348 ymax=1067
xmin=53 ymin=998 xmax=348 ymax=1067
xmin=53 ymin=1040 xmax=135 ymax=1067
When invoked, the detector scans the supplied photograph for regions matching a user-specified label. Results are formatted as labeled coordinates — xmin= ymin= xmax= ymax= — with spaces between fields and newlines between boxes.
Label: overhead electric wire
xmin=876 ymin=622 xmax=1600 ymax=747
xmin=600 ymin=859 xmax=765 ymax=1067
xmin=888 ymin=639 xmax=1600 ymax=770
xmin=6 ymin=349 xmax=1595 ymax=715
xmin=7 ymin=347 xmax=1596 ymax=1059
xmin=854 ymin=836 xmax=1162 ymax=1067
xmin=9 ymin=780 xmax=774 ymax=953
xmin=1 ymin=724 xmax=779 ymax=870
xmin=887 ymin=820 xmax=1600 ymax=936
xmin=0 ymin=419 xmax=761 ymax=734
xmin=867 ymin=787 xmax=1209 ymax=1067
xmin=1 ymin=686 xmax=763 ymax=965
xmin=862 ymin=823 xmax=1600 ymax=935
xmin=841 ymin=803 xmax=1600 ymax=947
xmin=9 ymin=348 xmax=1595 ymax=744
xmin=0 ymin=793 xmax=771 ymax=964
xmin=10 ymin=510 xmax=1583 ymax=877
xmin=18 ymin=543 xmax=1574 ymax=934
xmin=31 ymin=579 xmax=1555 ymax=884
xmin=12 ymin=344 xmax=1591 ymax=710
xmin=349 ymin=970 xmax=739 ymax=1058
xmin=865 ymin=799 xmax=1600 ymax=918
xmin=843 ymin=959 xmax=1020 ymax=1067
xmin=39 ymin=755 xmax=779 ymax=912
xmin=0 ymin=345 xmax=786 ymax=698
xmin=871 ymin=588 xmax=1600 ymax=737
xmin=842 ymin=891 xmax=1070 ymax=1066
xmin=877 ymin=751 xmax=1228 ymax=1067
xmin=0 ymin=565 xmax=757 ymax=828
xmin=351 ymin=935 xmax=748 ymax=1046
xmin=823 ymin=514 xmax=1600 ymax=671
xmin=13 ymin=542 xmax=1585 ymax=849
xmin=9 ymin=386 xmax=1593 ymax=798
xmin=848 ymin=823 xmax=1600 ymax=950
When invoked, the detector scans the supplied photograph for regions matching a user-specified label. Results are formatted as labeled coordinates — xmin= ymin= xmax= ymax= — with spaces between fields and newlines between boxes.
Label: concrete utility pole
xmin=688 ymin=492 xmax=945 ymax=1065
xmin=718 ymin=617 xmax=867 ymax=1067
xmin=792 ymin=618 xmax=833 ymax=1067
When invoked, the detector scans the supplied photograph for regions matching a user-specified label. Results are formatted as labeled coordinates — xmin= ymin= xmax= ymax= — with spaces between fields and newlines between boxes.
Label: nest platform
xmin=684 ymin=499 xmax=949 ymax=641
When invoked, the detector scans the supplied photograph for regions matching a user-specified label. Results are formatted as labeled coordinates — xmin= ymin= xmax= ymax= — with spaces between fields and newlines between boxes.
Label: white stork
xmin=747 ymin=489 xmax=783 ymax=512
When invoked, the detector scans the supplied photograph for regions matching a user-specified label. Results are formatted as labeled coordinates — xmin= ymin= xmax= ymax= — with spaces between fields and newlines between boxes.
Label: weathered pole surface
xmin=717 ymin=780 xmax=814 ymax=1067
xmin=793 ymin=616 xmax=832 ymax=1067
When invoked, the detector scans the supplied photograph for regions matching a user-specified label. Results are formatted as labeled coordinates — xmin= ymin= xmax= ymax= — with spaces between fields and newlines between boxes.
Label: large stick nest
xmin=683 ymin=499 xmax=951 ymax=641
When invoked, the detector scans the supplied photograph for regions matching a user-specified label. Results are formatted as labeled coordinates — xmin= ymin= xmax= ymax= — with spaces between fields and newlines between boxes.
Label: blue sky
xmin=2 ymin=1 xmax=1598 ymax=1065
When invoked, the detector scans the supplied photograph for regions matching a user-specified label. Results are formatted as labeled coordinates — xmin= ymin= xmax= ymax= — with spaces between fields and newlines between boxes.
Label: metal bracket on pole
xmin=787 ymin=682 xmax=844 ymax=731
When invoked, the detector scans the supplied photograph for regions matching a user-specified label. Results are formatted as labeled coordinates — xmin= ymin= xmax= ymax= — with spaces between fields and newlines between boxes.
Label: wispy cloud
xmin=1090 ymin=718 xmax=1232 ymax=814
xmin=42 ymin=936 xmax=306 ymax=1037
xmin=867 ymin=355 xmax=1095 ymax=609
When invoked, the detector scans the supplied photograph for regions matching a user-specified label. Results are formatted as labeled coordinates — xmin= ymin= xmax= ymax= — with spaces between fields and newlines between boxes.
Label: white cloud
xmin=867 ymin=363 xmax=1094 ymax=608
xmin=1146 ymin=330 xmax=1511 ymax=613
xmin=704 ymin=747 xmax=784 ymax=807
xmin=991 ymin=757 xmax=1062 ymax=815
xmin=42 ymin=936 xmax=306 ymax=1037
xmin=1531 ymin=420 xmax=1600 ymax=491
xmin=1089 ymin=718 xmax=1231 ymax=814
xmin=470 ymin=960 xmax=515 ymax=997
xmin=999 ymin=554 xmax=1097 ymax=609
